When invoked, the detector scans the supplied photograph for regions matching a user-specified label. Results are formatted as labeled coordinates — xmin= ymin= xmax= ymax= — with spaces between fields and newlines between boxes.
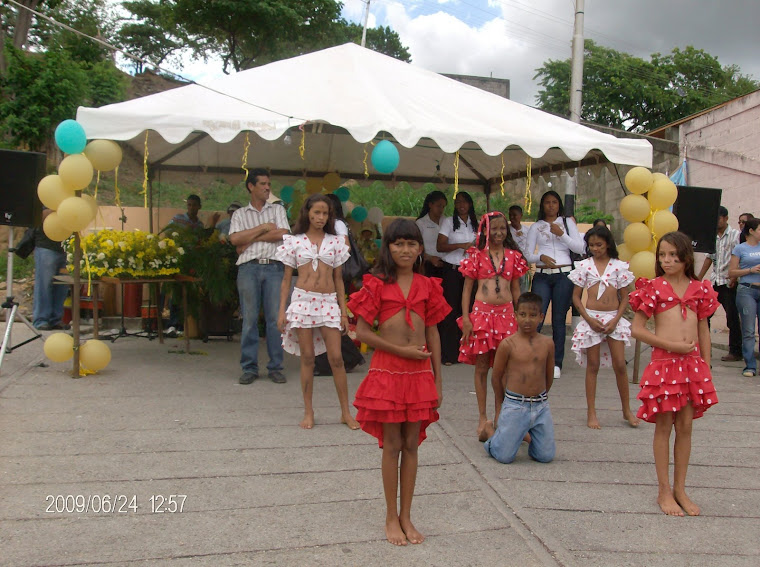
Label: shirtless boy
xmin=480 ymin=292 xmax=556 ymax=463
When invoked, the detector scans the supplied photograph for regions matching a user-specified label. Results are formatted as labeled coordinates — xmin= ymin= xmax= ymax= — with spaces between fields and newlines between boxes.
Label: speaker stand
xmin=0 ymin=229 xmax=43 ymax=374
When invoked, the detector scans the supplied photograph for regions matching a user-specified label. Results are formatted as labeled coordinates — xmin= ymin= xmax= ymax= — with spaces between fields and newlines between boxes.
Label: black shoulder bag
xmin=342 ymin=229 xmax=370 ymax=283
xmin=14 ymin=228 xmax=37 ymax=259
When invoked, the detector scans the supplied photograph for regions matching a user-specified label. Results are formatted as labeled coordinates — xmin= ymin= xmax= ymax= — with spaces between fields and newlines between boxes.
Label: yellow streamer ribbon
xmin=140 ymin=132 xmax=149 ymax=208
xmin=241 ymin=133 xmax=250 ymax=179
xmin=363 ymin=144 xmax=369 ymax=178
xmin=453 ymin=152 xmax=460 ymax=197
xmin=114 ymin=165 xmax=121 ymax=208
xmin=524 ymin=157 xmax=532 ymax=215
xmin=94 ymin=170 xmax=100 ymax=199
xmin=80 ymin=233 xmax=92 ymax=297
xmin=299 ymin=127 xmax=306 ymax=160
xmin=499 ymin=153 xmax=505 ymax=197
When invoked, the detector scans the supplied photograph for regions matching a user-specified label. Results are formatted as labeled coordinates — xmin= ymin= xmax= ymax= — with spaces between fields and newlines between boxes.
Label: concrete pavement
xmin=1 ymin=325 xmax=759 ymax=566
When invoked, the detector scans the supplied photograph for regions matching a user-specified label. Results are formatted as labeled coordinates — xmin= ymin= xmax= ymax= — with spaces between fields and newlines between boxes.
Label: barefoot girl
xmin=629 ymin=231 xmax=719 ymax=516
xmin=569 ymin=225 xmax=639 ymax=429
xmin=276 ymin=195 xmax=360 ymax=430
xmin=459 ymin=211 xmax=528 ymax=436
xmin=349 ymin=219 xmax=450 ymax=546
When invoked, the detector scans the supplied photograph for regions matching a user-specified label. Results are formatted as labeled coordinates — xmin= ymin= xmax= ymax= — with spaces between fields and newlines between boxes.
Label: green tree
xmin=534 ymin=40 xmax=758 ymax=132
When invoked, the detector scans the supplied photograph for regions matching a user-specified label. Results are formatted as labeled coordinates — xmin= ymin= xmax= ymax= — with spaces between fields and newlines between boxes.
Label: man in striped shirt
xmin=698 ymin=206 xmax=742 ymax=362
xmin=229 ymin=168 xmax=290 ymax=384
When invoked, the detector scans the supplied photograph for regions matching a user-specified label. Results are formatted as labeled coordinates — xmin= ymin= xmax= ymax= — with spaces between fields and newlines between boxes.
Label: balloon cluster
xmin=39 ymin=120 xmax=123 ymax=241
xmin=43 ymin=334 xmax=112 ymax=373
xmin=619 ymin=167 xmax=679 ymax=279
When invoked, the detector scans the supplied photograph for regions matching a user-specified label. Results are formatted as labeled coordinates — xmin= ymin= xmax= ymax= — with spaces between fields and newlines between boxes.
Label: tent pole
xmin=361 ymin=1 xmax=371 ymax=47
xmin=147 ymin=167 xmax=155 ymax=233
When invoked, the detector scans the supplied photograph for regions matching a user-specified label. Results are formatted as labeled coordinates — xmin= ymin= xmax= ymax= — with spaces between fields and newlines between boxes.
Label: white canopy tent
xmin=77 ymin=42 xmax=652 ymax=203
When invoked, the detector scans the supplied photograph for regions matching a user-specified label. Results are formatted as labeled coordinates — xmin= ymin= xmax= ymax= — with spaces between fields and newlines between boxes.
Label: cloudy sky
xmin=338 ymin=0 xmax=760 ymax=106
xmin=172 ymin=0 xmax=760 ymax=108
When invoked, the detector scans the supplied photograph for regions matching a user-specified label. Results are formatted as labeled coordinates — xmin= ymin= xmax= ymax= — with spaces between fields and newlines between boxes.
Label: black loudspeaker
xmin=672 ymin=185 xmax=722 ymax=254
xmin=0 ymin=149 xmax=46 ymax=227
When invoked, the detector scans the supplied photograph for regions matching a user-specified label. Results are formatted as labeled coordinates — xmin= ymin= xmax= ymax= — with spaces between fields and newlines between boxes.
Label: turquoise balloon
xmin=280 ymin=185 xmax=295 ymax=203
xmin=352 ymin=206 xmax=368 ymax=222
xmin=371 ymin=140 xmax=400 ymax=174
xmin=55 ymin=120 xmax=87 ymax=154
xmin=334 ymin=186 xmax=350 ymax=202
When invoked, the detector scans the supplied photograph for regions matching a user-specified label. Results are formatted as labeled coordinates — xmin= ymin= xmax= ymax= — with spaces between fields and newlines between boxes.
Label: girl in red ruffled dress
xmin=629 ymin=231 xmax=719 ymax=517
xmin=458 ymin=211 xmax=528 ymax=436
xmin=276 ymin=195 xmax=360 ymax=430
xmin=349 ymin=218 xmax=450 ymax=546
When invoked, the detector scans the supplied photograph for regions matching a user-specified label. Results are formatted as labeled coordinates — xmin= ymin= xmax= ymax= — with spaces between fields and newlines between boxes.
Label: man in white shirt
xmin=508 ymin=205 xmax=530 ymax=293
xmin=697 ymin=206 xmax=742 ymax=361
xmin=229 ymin=168 xmax=290 ymax=385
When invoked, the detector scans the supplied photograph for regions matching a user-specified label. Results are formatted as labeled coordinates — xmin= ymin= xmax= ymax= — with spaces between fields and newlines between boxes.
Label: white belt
xmin=536 ymin=266 xmax=572 ymax=274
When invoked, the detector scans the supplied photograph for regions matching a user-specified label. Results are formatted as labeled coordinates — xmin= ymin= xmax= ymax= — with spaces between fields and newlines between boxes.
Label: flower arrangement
xmin=66 ymin=229 xmax=185 ymax=278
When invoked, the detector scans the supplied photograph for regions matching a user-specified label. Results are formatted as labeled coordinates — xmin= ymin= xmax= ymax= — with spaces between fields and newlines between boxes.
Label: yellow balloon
xmin=650 ymin=210 xmax=679 ymax=238
xmin=624 ymin=167 xmax=653 ymax=195
xmin=618 ymin=243 xmax=632 ymax=262
xmin=81 ymin=193 xmax=99 ymax=219
xmin=305 ymin=177 xmax=323 ymax=194
xmin=322 ymin=172 xmax=341 ymax=192
xmin=37 ymin=175 xmax=75 ymax=210
xmin=649 ymin=238 xmax=658 ymax=254
xmin=619 ymin=194 xmax=651 ymax=223
xmin=44 ymin=332 xmax=74 ymax=362
xmin=43 ymin=212 xmax=73 ymax=241
xmin=629 ymin=251 xmax=656 ymax=280
xmin=84 ymin=140 xmax=122 ymax=172
xmin=652 ymin=172 xmax=670 ymax=183
xmin=58 ymin=154 xmax=94 ymax=190
xmin=648 ymin=178 xmax=678 ymax=210
xmin=80 ymin=339 xmax=111 ymax=371
xmin=57 ymin=196 xmax=95 ymax=232
xmin=623 ymin=222 xmax=652 ymax=253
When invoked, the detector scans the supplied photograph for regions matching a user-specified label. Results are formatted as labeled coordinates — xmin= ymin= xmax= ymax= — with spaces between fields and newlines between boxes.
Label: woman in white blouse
xmin=416 ymin=190 xmax=448 ymax=280
xmin=437 ymin=191 xmax=478 ymax=364
xmin=525 ymin=190 xmax=585 ymax=378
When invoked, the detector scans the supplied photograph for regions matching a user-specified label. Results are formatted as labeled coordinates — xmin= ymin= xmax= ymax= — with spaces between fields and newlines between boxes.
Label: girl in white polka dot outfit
xmin=276 ymin=195 xmax=360 ymax=431
xmin=569 ymin=225 xmax=639 ymax=430
xmin=629 ymin=231 xmax=719 ymax=517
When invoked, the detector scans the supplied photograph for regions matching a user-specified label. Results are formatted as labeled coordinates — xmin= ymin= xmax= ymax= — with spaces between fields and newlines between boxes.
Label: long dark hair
xmin=373 ymin=218 xmax=423 ymax=284
xmin=292 ymin=194 xmax=336 ymax=235
xmin=417 ymin=190 xmax=447 ymax=220
xmin=742 ymin=217 xmax=760 ymax=237
xmin=325 ymin=193 xmax=346 ymax=221
xmin=452 ymin=191 xmax=478 ymax=231
xmin=584 ymin=225 xmax=618 ymax=259
xmin=655 ymin=231 xmax=696 ymax=279
xmin=537 ymin=190 xmax=565 ymax=221
xmin=476 ymin=212 xmax=519 ymax=251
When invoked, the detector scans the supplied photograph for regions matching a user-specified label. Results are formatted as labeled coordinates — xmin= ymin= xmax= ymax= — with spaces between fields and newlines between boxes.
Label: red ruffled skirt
xmin=637 ymin=347 xmax=718 ymax=423
xmin=353 ymin=349 xmax=440 ymax=448
xmin=457 ymin=301 xmax=517 ymax=365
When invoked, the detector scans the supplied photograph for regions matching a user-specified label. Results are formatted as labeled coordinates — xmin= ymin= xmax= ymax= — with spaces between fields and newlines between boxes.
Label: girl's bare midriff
xmin=653 ymin=307 xmax=699 ymax=348
xmin=295 ymin=258 xmax=338 ymax=294
xmin=377 ymin=311 xmax=427 ymax=349
xmin=473 ymin=278 xmax=513 ymax=305
xmin=585 ymin=280 xmax=621 ymax=312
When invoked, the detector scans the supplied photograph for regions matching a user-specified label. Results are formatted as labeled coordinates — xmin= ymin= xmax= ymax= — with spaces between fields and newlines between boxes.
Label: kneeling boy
xmin=481 ymin=293 xmax=556 ymax=463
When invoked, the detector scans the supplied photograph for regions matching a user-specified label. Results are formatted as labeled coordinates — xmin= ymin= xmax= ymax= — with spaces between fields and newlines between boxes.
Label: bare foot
xmin=587 ymin=410 xmax=601 ymax=429
xmin=341 ymin=413 xmax=360 ymax=430
xmin=623 ymin=411 xmax=640 ymax=428
xmin=300 ymin=412 xmax=315 ymax=429
xmin=399 ymin=517 xmax=425 ymax=544
xmin=673 ymin=489 xmax=700 ymax=516
xmin=386 ymin=516 xmax=407 ymax=546
xmin=657 ymin=488 xmax=684 ymax=516
xmin=478 ymin=420 xmax=494 ymax=442
xmin=523 ymin=432 xmax=531 ymax=444
xmin=476 ymin=417 xmax=488 ymax=438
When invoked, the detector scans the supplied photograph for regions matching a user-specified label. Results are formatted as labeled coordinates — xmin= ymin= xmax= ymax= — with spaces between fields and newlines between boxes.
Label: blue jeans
xmin=237 ymin=261 xmax=284 ymax=375
xmin=484 ymin=392 xmax=555 ymax=463
xmin=736 ymin=285 xmax=760 ymax=372
xmin=531 ymin=271 xmax=574 ymax=368
xmin=33 ymin=247 xmax=68 ymax=328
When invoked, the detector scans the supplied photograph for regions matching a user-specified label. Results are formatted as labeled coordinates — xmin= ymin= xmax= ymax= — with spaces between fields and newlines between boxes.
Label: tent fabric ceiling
xmin=77 ymin=43 xmax=652 ymax=188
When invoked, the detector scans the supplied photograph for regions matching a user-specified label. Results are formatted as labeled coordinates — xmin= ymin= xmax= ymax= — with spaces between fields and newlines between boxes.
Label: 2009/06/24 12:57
xmin=44 ymin=494 xmax=187 ymax=514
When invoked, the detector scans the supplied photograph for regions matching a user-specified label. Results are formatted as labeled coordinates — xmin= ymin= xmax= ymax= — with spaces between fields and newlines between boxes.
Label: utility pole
xmin=361 ymin=0 xmax=371 ymax=47
xmin=565 ymin=0 xmax=585 ymax=216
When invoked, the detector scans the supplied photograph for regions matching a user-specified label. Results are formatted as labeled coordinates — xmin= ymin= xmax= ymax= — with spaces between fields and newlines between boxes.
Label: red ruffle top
xmin=348 ymin=273 xmax=451 ymax=330
xmin=628 ymin=277 xmax=719 ymax=320
xmin=458 ymin=247 xmax=529 ymax=281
